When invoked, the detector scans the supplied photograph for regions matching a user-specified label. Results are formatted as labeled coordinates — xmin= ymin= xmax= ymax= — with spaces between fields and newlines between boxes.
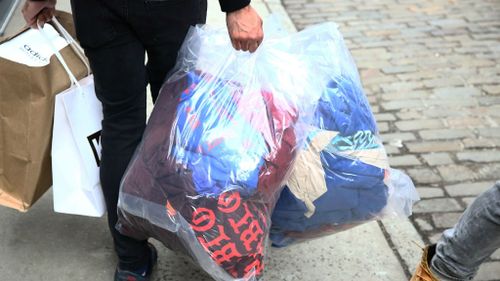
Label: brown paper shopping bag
xmin=0 ymin=11 xmax=88 ymax=211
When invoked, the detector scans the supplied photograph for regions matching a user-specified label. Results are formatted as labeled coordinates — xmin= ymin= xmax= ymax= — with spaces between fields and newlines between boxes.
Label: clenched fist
xmin=226 ymin=5 xmax=263 ymax=53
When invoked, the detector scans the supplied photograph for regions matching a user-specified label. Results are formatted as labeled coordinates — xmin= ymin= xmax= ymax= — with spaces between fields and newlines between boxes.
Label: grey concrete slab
xmin=0 ymin=191 xmax=115 ymax=281
xmin=154 ymin=221 xmax=409 ymax=281
xmin=264 ymin=222 xmax=408 ymax=281
xmin=381 ymin=218 xmax=424 ymax=274
xmin=0 ymin=192 xmax=408 ymax=281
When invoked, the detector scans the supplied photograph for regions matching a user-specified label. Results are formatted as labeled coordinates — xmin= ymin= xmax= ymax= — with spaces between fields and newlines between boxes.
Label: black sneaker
xmin=114 ymin=243 xmax=158 ymax=281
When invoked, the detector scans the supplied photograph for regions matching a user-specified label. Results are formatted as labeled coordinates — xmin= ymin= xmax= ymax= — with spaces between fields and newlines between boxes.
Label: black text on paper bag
xmin=87 ymin=131 xmax=102 ymax=167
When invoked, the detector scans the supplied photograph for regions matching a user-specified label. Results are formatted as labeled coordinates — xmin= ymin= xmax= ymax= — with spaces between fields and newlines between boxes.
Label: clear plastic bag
xmin=269 ymin=23 xmax=420 ymax=247
xmin=116 ymin=21 xmax=418 ymax=280
xmin=116 ymin=24 xmax=323 ymax=281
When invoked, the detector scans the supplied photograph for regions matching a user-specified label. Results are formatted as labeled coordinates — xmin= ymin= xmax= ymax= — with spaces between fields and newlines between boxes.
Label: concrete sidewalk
xmin=0 ymin=1 xmax=420 ymax=280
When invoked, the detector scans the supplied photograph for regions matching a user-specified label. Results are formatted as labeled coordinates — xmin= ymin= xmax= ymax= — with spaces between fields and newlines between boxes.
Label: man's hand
xmin=22 ymin=0 xmax=57 ymax=29
xmin=226 ymin=5 xmax=263 ymax=53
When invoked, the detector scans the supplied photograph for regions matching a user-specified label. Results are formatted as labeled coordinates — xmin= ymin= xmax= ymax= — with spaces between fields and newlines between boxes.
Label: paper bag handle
xmin=50 ymin=17 xmax=91 ymax=76
xmin=37 ymin=22 xmax=80 ymax=87
xmin=37 ymin=17 xmax=90 ymax=94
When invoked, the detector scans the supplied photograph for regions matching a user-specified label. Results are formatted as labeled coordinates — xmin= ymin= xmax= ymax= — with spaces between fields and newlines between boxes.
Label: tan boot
xmin=410 ymin=245 xmax=440 ymax=281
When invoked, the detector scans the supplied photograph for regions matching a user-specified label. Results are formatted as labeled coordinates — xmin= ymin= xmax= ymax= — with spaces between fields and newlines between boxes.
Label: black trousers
xmin=70 ymin=0 xmax=207 ymax=271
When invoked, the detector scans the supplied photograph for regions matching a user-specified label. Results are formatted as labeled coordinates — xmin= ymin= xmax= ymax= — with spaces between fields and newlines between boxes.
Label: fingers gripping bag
xmin=269 ymin=23 xmax=420 ymax=247
xmin=116 ymin=24 xmax=323 ymax=281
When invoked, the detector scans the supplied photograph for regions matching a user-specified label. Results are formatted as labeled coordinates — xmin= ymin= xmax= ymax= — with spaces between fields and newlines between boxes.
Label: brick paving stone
xmin=352 ymin=48 xmax=389 ymax=58
xmin=461 ymin=197 xmax=476 ymax=207
xmin=484 ymin=106 xmax=500 ymax=118
xmin=479 ymin=127 xmax=500 ymax=138
xmin=423 ymin=108 xmax=471 ymax=118
xmin=396 ymin=111 xmax=424 ymax=120
xmin=395 ymin=119 xmax=444 ymax=131
xmin=475 ymin=164 xmax=500 ymax=180
xmin=432 ymin=212 xmax=462 ymax=228
xmin=446 ymin=117 xmax=486 ymax=128
xmin=374 ymin=113 xmax=396 ymax=121
xmin=413 ymin=198 xmax=463 ymax=213
xmin=381 ymin=65 xmax=418 ymax=74
xmin=456 ymin=150 xmax=500 ymax=163
xmin=361 ymin=69 xmax=387 ymax=81
xmin=414 ymin=218 xmax=433 ymax=232
xmin=438 ymin=165 xmax=475 ymax=182
xmin=406 ymin=141 xmax=463 ymax=153
xmin=380 ymin=132 xmax=417 ymax=143
xmin=478 ymin=66 xmax=500 ymax=76
xmin=429 ymin=232 xmax=442 ymax=245
xmin=462 ymin=138 xmax=500 ymax=149
xmin=355 ymin=59 xmax=394 ymax=69
xmin=416 ymin=187 xmax=445 ymax=198
xmin=377 ymin=122 xmax=390 ymax=133
xmin=445 ymin=181 xmax=496 ymax=197
xmin=389 ymin=155 xmax=421 ymax=167
xmin=432 ymin=87 xmax=481 ymax=99
xmin=492 ymin=116 xmax=500 ymax=125
xmin=407 ymin=168 xmax=442 ymax=184
xmin=430 ymin=19 xmax=468 ymax=27
xmin=381 ymin=81 xmax=423 ymax=92
xmin=424 ymin=98 xmax=478 ymax=108
xmin=431 ymin=28 xmax=469 ymax=37
xmin=483 ymin=85 xmax=500 ymax=95
xmin=422 ymin=77 xmax=465 ymax=88
xmin=419 ymin=129 xmax=474 ymax=140
xmin=468 ymin=75 xmax=500 ymax=84
xmin=382 ymin=100 xmax=425 ymax=111
xmin=396 ymin=72 xmax=436 ymax=82
xmin=479 ymin=96 xmax=500 ymax=106
xmin=422 ymin=153 xmax=454 ymax=166
xmin=384 ymin=145 xmax=401 ymax=155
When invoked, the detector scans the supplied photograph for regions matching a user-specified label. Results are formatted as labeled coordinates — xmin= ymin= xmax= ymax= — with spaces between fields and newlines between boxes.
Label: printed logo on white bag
xmin=87 ymin=131 xmax=102 ymax=167
xmin=20 ymin=44 xmax=49 ymax=63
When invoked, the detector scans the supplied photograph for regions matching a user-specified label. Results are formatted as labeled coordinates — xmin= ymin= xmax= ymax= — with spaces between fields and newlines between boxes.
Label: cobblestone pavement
xmin=283 ymin=0 xmax=500 ymax=280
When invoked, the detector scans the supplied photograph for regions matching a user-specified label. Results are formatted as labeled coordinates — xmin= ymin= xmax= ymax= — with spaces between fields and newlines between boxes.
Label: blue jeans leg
xmin=431 ymin=182 xmax=500 ymax=281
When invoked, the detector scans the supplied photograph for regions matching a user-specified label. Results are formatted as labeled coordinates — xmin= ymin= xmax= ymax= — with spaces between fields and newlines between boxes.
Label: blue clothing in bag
xmin=172 ymin=72 xmax=269 ymax=196
xmin=313 ymin=78 xmax=377 ymax=134
xmin=271 ymin=77 xmax=389 ymax=247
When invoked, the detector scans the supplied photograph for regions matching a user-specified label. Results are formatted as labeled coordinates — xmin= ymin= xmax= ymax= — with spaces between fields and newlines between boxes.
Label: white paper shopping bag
xmin=40 ymin=18 xmax=106 ymax=217
xmin=52 ymin=75 xmax=105 ymax=217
